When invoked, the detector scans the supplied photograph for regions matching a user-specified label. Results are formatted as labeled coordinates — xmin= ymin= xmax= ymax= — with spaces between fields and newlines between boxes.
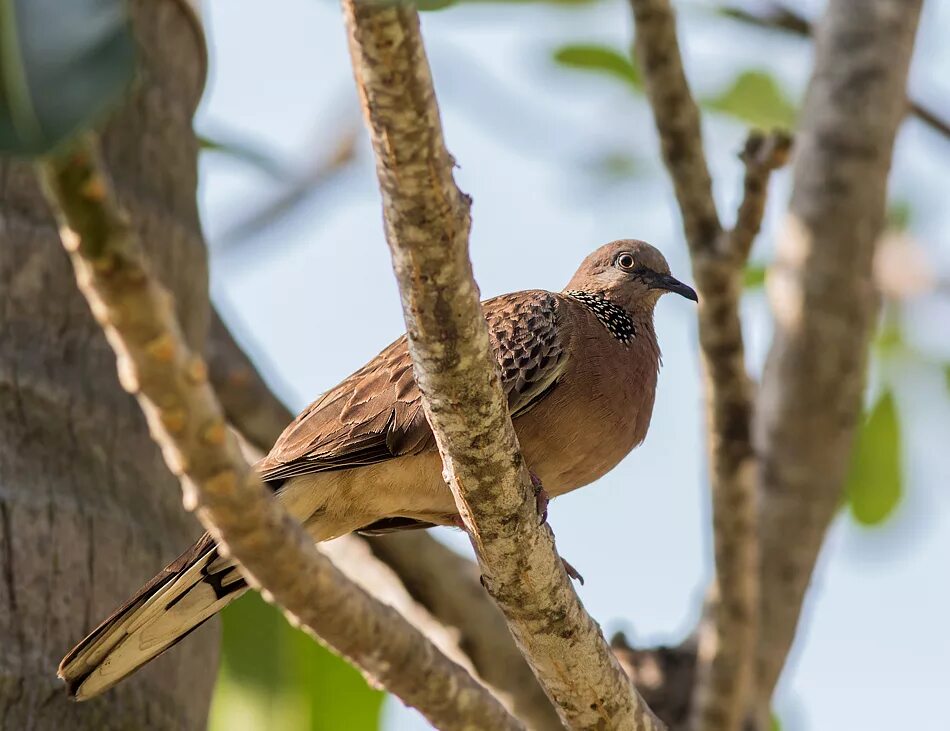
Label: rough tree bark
xmin=0 ymin=1 xmax=218 ymax=728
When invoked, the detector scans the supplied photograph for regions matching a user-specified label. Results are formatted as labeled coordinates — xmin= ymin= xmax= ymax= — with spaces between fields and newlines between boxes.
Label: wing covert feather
xmin=256 ymin=290 xmax=569 ymax=482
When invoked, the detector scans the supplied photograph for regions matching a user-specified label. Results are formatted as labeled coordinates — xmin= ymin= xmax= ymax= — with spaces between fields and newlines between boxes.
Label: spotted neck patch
xmin=565 ymin=290 xmax=636 ymax=344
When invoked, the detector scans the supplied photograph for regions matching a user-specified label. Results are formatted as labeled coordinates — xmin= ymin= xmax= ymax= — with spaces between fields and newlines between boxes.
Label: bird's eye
xmin=616 ymin=253 xmax=636 ymax=271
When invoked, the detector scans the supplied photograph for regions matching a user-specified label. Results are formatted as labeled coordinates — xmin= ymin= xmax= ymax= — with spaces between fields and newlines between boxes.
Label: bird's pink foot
xmin=451 ymin=514 xmax=466 ymax=530
xmin=561 ymin=557 xmax=585 ymax=585
xmin=530 ymin=471 xmax=549 ymax=526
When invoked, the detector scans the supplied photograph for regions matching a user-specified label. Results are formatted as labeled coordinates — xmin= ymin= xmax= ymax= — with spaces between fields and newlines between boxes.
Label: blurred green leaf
xmin=585 ymin=150 xmax=644 ymax=181
xmin=874 ymin=309 xmax=904 ymax=355
xmin=845 ymin=390 xmax=903 ymax=526
xmin=0 ymin=0 xmax=135 ymax=155
xmin=771 ymin=713 xmax=782 ymax=731
xmin=743 ymin=264 xmax=767 ymax=290
xmin=552 ymin=44 xmax=642 ymax=89
xmin=702 ymin=70 xmax=796 ymax=129
xmin=944 ymin=363 xmax=950 ymax=394
xmin=209 ymin=593 xmax=383 ymax=731
xmin=887 ymin=200 xmax=913 ymax=230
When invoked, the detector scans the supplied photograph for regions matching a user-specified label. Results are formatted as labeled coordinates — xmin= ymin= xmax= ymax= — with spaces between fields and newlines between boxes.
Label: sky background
xmin=194 ymin=0 xmax=950 ymax=728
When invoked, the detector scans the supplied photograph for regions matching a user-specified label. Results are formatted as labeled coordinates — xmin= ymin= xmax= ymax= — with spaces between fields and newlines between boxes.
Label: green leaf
xmin=845 ymin=390 xmax=903 ymax=526
xmin=702 ymin=70 xmax=796 ymax=129
xmin=585 ymin=151 xmax=643 ymax=181
xmin=743 ymin=264 xmax=767 ymax=289
xmin=0 ymin=0 xmax=135 ymax=155
xmin=944 ymin=363 xmax=950 ymax=394
xmin=552 ymin=44 xmax=642 ymax=90
xmin=887 ymin=200 xmax=913 ymax=230
xmin=874 ymin=309 xmax=904 ymax=355
xmin=209 ymin=593 xmax=384 ymax=731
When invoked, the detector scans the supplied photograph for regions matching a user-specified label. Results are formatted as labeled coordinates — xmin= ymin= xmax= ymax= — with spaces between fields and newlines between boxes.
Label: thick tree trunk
xmin=0 ymin=2 xmax=218 ymax=728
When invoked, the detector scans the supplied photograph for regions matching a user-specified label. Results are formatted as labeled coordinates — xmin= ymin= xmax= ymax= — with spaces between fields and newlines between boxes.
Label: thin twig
xmin=206 ymin=308 xmax=563 ymax=729
xmin=343 ymin=1 xmax=664 ymax=729
xmin=38 ymin=135 xmax=522 ymax=731
xmin=730 ymin=130 xmax=792 ymax=261
xmin=216 ymin=124 xmax=359 ymax=250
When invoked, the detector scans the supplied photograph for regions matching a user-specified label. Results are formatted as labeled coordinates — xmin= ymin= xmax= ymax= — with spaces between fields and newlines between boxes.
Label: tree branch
xmin=366 ymin=532 xmax=564 ymax=730
xmin=629 ymin=0 xmax=722 ymax=253
xmin=729 ymin=131 xmax=792 ymax=262
xmin=206 ymin=309 xmax=563 ymax=728
xmin=627 ymin=5 xmax=792 ymax=731
xmin=754 ymin=0 xmax=923 ymax=718
xmin=342 ymin=1 xmax=663 ymax=728
xmin=38 ymin=136 xmax=522 ymax=731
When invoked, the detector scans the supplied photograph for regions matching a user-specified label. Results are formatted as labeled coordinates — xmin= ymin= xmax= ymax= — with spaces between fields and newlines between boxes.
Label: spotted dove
xmin=59 ymin=239 xmax=697 ymax=699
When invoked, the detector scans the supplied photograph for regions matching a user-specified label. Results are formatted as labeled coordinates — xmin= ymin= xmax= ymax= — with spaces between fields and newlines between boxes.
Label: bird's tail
xmin=58 ymin=532 xmax=247 ymax=701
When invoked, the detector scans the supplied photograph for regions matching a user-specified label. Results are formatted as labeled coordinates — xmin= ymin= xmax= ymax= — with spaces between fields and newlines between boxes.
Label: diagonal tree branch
xmin=364 ymin=532 xmax=565 ymax=730
xmin=342 ymin=1 xmax=663 ymax=728
xmin=38 ymin=136 xmax=522 ymax=731
xmin=754 ymin=0 xmax=923 ymax=719
xmin=628 ymin=0 xmax=721 ymax=254
xmin=206 ymin=308 xmax=563 ymax=729
xmin=627 ymin=3 xmax=789 ymax=730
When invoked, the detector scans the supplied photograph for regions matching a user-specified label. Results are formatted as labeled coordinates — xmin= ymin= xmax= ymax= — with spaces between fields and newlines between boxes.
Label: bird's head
xmin=564 ymin=239 xmax=697 ymax=314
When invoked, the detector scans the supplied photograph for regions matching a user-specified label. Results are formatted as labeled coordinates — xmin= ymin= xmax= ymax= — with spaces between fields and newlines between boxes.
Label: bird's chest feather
xmin=514 ymin=314 xmax=659 ymax=496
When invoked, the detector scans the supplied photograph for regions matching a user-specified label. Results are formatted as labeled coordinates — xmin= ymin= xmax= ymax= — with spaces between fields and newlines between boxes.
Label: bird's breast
xmin=513 ymin=325 xmax=659 ymax=497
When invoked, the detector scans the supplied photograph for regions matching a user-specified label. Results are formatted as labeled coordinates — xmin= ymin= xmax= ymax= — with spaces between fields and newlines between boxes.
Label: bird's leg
xmin=528 ymin=472 xmax=584 ymax=584
xmin=530 ymin=470 xmax=549 ymax=526
xmin=452 ymin=476 xmax=584 ymax=585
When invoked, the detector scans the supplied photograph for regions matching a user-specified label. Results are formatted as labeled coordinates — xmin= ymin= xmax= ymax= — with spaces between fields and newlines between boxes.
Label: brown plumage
xmin=58 ymin=239 xmax=696 ymax=700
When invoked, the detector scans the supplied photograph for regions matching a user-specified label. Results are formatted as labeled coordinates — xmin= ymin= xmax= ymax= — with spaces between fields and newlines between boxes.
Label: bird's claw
xmin=530 ymin=471 xmax=549 ymax=526
xmin=561 ymin=557 xmax=585 ymax=585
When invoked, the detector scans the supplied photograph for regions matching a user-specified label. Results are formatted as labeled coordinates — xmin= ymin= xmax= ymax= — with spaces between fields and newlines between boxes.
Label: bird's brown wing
xmin=256 ymin=290 xmax=569 ymax=483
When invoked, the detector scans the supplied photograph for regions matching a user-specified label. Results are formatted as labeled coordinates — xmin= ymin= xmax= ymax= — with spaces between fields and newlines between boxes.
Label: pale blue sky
xmin=195 ymin=0 xmax=950 ymax=728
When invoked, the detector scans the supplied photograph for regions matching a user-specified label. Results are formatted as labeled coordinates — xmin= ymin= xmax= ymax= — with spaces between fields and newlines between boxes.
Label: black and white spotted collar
xmin=564 ymin=290 xmax=636 ymax=344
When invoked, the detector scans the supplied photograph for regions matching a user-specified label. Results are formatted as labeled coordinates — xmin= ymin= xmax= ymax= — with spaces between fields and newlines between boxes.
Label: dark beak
xmin=651 ymin=273 xmax=698 ymax=302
